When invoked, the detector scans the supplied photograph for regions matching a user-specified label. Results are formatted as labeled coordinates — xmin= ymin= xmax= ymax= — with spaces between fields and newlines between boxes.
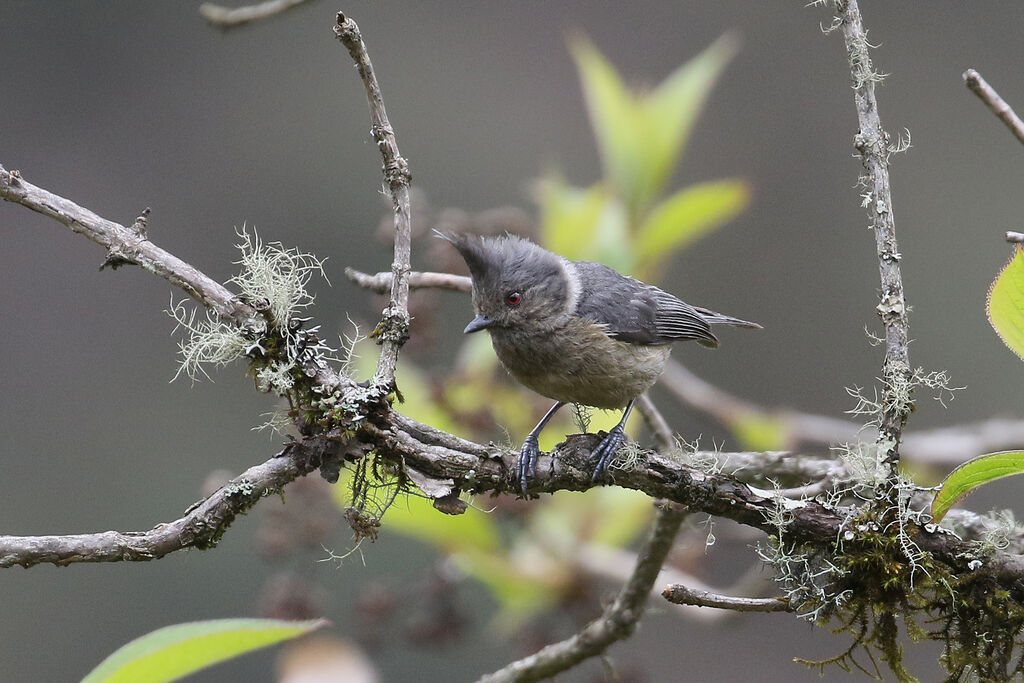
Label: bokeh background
xmin=3 ymin=1 xmax=1024 ymax=681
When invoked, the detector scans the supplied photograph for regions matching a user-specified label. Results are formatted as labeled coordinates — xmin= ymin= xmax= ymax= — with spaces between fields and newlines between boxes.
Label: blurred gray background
xmin=4 ymin=1 xmax=1024 ymax=681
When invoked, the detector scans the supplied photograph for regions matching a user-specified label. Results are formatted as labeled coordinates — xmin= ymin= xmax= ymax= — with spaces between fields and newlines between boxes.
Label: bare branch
xmin=344 ymin=267 xmax=471 ymax=294
xmin=0 ymin=447 xmax=308 ymax=568
xmin=477 ymin=503 xmax=689 ymax=683
xmin=0 ymin=165 xmax=257 ymax=328
xmin=964 ymin=69 xmax=1024 ymax=147
xmin=334 ymin=13 xmax=413 ymax=391
xmin=199 ymin=0 xmax=315 ymax=29
xmin=1008 ymin=231 xmax=1024 ymax=243
xmin=835 ymin=0 xmax=911 ymax=489
xmin=662 ymin=584 xmax=790 ymax=613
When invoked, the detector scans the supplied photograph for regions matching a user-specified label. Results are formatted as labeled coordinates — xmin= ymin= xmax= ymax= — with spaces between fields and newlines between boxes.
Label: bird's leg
xmin=591 ymin=399 xmax=635 ymax=481
xmin=518 ymin=401 xmax=566 ymax=494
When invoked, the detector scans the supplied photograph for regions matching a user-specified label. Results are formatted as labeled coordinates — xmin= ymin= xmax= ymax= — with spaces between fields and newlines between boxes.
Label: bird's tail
xmin=694 ymin=306 xmax=762 ymax=329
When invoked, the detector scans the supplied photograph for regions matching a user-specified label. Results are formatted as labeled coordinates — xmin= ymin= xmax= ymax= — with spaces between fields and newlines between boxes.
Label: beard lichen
xmin=759 ymin=495 xmax=1024 ymax=682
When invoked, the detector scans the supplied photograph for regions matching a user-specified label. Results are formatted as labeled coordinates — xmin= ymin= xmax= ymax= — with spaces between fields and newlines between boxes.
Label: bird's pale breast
xmin=488 ymin=316 xmax=670 ymax=409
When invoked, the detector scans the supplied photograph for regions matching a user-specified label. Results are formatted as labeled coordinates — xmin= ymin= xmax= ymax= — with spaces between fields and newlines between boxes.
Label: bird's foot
xmin=591 ymin=426 xmax=627 ymax=482
xmin=517 ymin=435 xmax=541 ymax=494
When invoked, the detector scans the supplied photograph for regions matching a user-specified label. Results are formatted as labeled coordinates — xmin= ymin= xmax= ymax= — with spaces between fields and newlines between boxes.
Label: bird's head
xmin=437 ymin=231 xmax=575 ymax=334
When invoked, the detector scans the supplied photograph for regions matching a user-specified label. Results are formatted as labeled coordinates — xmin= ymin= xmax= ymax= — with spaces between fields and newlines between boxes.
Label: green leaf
xmin=643 ymin=35 xmax=738 ymax=209
xmin=988 ymin=244 xmax=1024 ymax=361
xmin=931 ymin=451 xmax=1024 ymax=523
xmin=635 ymin=179 xmax=751 ymax=279
xmin=81 ymin=618 xmax=326 ymax=683
xmin=570 ymin=37 xmax=642 ymax=210
xmin=571 ymin=34 xmax=737 ymax=217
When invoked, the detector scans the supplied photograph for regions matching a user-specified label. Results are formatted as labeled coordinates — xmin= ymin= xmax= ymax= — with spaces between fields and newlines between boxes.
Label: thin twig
xmin=576 ymin=541 xmax=775 ymax=623
xmin=199 ymin=0 xmax=315 ymax=29
xmin=477 ymin=503 xmax=689 ymax=683
xmin=345 ymin=267 xmax=471 ymax=294
xmin=964 ymin=69 xmax=1024 ymax=147
xmin=334 ymin=13 xmax=413 ymax=391
xmin=662 ymin=584 xmax=790 ymax=613
xmin=836 ymin=0 xmax=911 ymax=490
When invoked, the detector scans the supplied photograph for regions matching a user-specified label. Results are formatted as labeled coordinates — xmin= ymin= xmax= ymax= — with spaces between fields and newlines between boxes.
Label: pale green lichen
xmin=168 ymin=297 xmax=250 ymax=383
xmin=229 ymin=226 xmax=327 ymax=327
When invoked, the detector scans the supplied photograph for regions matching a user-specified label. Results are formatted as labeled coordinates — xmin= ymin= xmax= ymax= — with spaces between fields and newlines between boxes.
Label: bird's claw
xmin=518 ymin=435 xmax=540 ymax=494
xmin=591 ymin=426 xmax=627 ymax=482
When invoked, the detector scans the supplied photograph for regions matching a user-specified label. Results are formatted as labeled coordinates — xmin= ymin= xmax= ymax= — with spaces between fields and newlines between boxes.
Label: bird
xmin=439 ymin=231 xmax=760 ymax=493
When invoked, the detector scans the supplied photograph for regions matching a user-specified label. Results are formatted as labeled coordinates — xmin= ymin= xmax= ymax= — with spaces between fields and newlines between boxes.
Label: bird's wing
xmin=571 ymin=261 xmax=718 ymax=347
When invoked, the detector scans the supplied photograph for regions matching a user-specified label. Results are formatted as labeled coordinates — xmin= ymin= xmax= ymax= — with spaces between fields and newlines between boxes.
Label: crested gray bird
xmin=440 ymin=232 xmax=760 ymax=493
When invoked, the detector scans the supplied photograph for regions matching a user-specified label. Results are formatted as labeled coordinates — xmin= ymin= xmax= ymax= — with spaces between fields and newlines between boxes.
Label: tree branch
xmin=0 ymin=165 xmax=258 ymax=329
xmin=334 ymin=13 xmax=413 ymax=391
xmin=836 ymin=0 xmax=911 ymax=489
xmin=476 ymin=503 xmax=689 ymax=683
xmin=199 ymin=0 xmax=316 ymax=29
xmin=964 ymin=69 xmax=1024 ymax=147
xmin=661 ymin=584 xmax=790 ymax=613
xmin=0 ymin=447 xmax=308 ymax=568
xmin=344 ymin=267 xmax=471 ymax=294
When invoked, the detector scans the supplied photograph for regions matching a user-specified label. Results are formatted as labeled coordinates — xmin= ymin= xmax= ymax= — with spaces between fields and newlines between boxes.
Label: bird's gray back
xmin=569 ymin=261 xmax=719 ymax=347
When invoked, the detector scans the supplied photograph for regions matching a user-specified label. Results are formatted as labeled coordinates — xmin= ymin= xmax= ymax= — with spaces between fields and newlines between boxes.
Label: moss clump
xmin=767 ymin=507 xmax=1024 ymax=682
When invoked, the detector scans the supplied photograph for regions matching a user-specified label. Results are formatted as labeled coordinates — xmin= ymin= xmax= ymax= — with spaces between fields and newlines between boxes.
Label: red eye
xmin=506 ymin=292 xmax=522 ymax=307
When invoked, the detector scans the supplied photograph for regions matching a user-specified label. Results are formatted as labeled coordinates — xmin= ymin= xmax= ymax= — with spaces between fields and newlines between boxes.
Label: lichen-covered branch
xmin=3 ymin=401 xmax=1024 ymax=594
xmin=835 ymin=0 xmax=911 ymax=488
xmin=476 ymin=503 xmax=689 ymax=683
xmin=334 ymin=13 xmax=413 ymax=391
xmin=964 ymin=69 xmax=1024 ymax=147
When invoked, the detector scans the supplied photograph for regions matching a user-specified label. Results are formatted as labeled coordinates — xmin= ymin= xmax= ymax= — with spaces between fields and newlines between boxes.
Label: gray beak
xmin=464 ymin=315 xmax=495 ymax=334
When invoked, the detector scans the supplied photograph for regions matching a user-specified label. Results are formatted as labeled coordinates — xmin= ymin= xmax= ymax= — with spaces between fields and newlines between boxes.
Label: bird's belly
xmin=490 ymin=321 xmax=670 ymax=409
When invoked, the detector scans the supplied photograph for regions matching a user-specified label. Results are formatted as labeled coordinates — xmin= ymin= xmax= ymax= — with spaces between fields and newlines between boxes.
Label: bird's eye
xmin=506 ymin=291 xmax=522 ymax=307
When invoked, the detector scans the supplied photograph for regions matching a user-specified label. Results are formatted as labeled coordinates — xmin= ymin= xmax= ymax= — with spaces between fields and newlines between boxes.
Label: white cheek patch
xmin=561 ymin=258 xmax=582 ymax=315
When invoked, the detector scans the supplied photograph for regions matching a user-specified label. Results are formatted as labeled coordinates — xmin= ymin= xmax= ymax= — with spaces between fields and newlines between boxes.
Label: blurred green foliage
xmin=538 ymin=35 xmax=750 ymax=281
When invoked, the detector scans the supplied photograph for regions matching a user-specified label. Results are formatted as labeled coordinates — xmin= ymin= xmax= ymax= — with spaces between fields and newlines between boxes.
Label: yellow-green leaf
xmin=643 ymin=34 xmax=738 ymax=209
xmin=636 ymin=179 xmax=750 ymax=279
xmin=931 ymin=450 xmax=1024 ymax=523
xmin=81 ymin=618 xmax=326 ymax=683
xmin=988 ymin=244 xmax=1024 ymax=361
xmin=571 ymin=34 xmax=737 ymax=216
xmin=570 ymin=37 xmax=643 ymax=212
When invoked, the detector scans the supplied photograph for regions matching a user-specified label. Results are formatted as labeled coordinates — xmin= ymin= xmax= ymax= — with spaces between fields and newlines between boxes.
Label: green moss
xmin=768 ymin=508 xmax=1024 ymax=681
